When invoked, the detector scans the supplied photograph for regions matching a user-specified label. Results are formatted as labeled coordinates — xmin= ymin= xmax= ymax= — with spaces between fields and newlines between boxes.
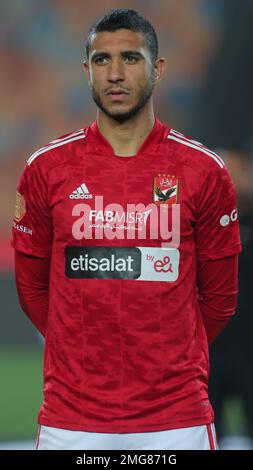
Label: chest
xmin=48 ymin=152 xmax=197 ymax=246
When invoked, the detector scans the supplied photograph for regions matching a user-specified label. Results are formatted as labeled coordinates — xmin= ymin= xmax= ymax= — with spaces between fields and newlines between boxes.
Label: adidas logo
xmin=69 ymin=183 xmax=93 ymax=199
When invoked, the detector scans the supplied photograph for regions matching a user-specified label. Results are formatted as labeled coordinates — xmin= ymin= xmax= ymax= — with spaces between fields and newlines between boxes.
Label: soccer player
xmin=12 ymin=9 xmax=241 ymax=450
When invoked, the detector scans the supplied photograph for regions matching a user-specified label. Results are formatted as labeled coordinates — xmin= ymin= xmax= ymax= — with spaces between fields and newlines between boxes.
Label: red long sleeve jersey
xmin=11 ymin=117 xmax=241 ymax=433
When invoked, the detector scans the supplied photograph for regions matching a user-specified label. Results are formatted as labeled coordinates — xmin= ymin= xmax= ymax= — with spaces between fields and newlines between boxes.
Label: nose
xmin=107 ymin=57 xmax=124 ymax=83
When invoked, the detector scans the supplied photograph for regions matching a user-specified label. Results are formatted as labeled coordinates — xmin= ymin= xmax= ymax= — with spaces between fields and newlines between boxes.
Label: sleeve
xmin=14 ymin=250 xmax=50 ymax=337
xmin=11 ymin=161 xmax=53 ymax=258
xmin=194 ymin=162 xmax=242 ymax=261
xmin=197 ymin=254 xmax=239 ymax=345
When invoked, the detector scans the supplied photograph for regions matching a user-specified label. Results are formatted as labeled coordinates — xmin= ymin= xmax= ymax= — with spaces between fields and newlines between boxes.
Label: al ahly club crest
xmin=153 ymin=174 xmax=179 ymax=206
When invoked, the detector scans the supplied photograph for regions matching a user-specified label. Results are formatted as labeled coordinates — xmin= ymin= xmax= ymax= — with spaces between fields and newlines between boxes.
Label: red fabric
xmin=15 ymin=251 xmax=239 ymax=345
xmin=197 ymin=255 xmax=239 ymax=344
xmin=11 ymin=117 xmax=241 ymax=433
xmin=14 ymin=250 xmax=50 ymax=336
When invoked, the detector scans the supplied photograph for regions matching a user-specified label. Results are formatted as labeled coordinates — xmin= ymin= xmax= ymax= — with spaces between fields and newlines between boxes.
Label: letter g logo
xmin=230 ymin=208 xmax=238 ymax=222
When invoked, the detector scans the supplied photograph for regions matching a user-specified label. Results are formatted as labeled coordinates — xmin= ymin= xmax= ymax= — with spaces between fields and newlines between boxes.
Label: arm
xmin=11 ymin=159 xmax=53 ymax=336
xmin=197 ymin=254 xmax=239 ymax=345
xmin=14 ymin=249 xmax=50 ymax=337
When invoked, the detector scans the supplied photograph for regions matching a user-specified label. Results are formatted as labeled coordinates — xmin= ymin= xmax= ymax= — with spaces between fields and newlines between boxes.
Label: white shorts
xmin=36 ymin=423 xmax=218 ymax=450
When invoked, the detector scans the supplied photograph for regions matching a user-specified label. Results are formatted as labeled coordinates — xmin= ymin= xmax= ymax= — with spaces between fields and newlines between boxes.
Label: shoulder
xmin=26 ymin=127 xmax=87 ymax=170
xmin=166 ymin=127 xmax=226 ymax=174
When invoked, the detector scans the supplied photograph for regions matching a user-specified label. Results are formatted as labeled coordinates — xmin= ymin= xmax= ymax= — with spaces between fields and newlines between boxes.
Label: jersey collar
xmin=86 ymin=115 xmax=166 ymax=158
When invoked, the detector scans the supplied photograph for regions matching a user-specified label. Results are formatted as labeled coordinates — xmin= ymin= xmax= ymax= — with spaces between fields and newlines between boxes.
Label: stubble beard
xmin=90 ymin=75 xmax=155 ymax=124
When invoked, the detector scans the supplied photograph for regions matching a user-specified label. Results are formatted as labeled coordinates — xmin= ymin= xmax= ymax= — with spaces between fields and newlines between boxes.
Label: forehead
xmin=89 ymin=29 xmax=148 ymax=54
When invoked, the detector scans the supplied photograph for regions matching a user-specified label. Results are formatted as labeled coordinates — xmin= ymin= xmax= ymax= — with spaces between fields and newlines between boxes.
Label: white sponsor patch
xmin=138 ymin=247 xmax=179 ymax=282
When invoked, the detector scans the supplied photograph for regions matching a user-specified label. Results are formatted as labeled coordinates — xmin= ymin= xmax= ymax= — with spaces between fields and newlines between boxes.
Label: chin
xmin=102 ymin=106 xmax=135 ymax=120
xmin=109 ymin=107 xmax=132 ymax=117
xmin=110 ymin=112 xmax=137 ymax=123
xmin=106 ymin=102 xmax=132 ymax=113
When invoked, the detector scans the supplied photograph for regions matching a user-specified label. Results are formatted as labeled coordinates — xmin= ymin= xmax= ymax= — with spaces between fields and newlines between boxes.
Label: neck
xmin=96 ymin=103 xmax=155 ymax=156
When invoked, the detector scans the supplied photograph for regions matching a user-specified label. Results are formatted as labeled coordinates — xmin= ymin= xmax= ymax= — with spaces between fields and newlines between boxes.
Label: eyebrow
xmin=90 ymin=50 xmax=145 ymax=62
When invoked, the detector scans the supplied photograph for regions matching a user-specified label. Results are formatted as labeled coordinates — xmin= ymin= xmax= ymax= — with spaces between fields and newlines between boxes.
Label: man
xmin=12 ymin=9 xmax=241 ymax=450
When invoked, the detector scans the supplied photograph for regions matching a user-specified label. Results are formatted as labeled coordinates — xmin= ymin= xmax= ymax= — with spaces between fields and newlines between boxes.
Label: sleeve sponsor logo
xmin=220 ymin=208 xmax=238 ymax=227
xmin=65 ymin=246 xmax=179 ymax=282
xmin=12 ymin=221 xmax=32 ymax=235
xmin=14 ymin=191 xmax=26 ymax=221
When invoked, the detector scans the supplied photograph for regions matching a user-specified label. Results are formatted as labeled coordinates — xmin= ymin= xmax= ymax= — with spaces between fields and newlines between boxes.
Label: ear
xmin=83 ymin=59 xmax=91 ymax=83
xmin=154 ymin=57 xmax=166 ymax=84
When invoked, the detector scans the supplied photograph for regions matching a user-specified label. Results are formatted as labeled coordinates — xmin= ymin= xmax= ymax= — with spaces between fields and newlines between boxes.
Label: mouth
xmin=106 ymin=89 xmax=129 ymax=100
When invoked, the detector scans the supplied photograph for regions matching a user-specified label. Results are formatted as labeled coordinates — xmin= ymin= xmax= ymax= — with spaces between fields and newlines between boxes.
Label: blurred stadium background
xmin=1 ymin=0 xmax=253 ymax=450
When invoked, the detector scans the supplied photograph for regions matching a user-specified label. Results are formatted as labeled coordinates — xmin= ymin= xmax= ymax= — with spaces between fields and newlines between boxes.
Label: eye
xmin=124 ymin=55 xmax=138 ymax=64
xmin=95 ymin=56 xmax=108 ymax=65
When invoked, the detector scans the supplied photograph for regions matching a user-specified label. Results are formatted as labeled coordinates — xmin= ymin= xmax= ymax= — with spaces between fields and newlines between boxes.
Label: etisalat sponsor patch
xmin=65 ymin=246 xmax=179 ymax=282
